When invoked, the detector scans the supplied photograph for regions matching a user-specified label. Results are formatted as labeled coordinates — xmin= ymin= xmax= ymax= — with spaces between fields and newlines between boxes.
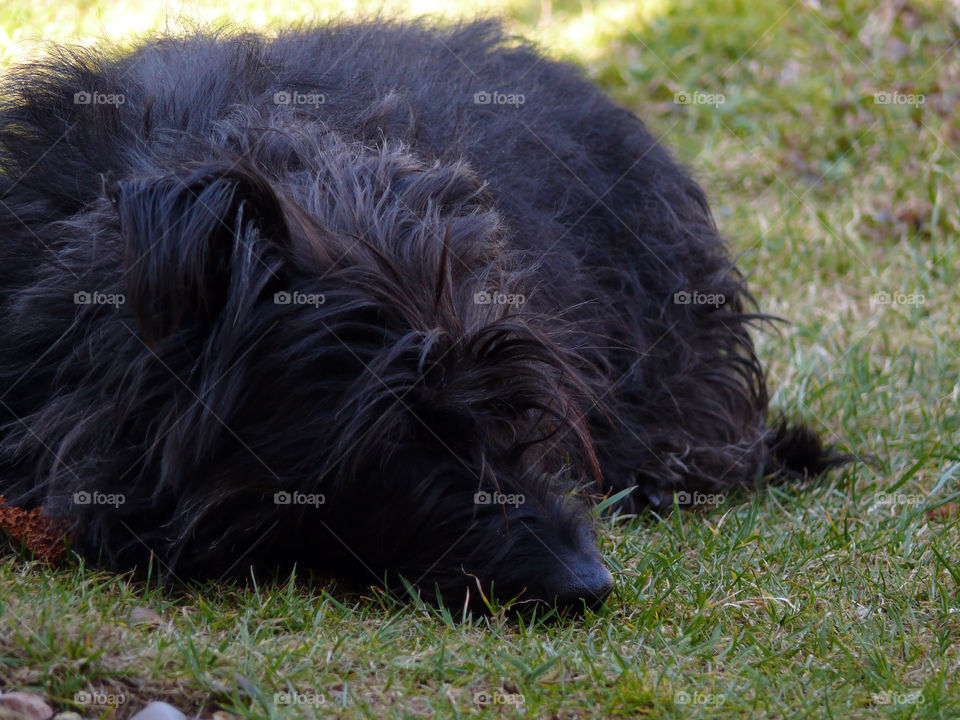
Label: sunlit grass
xmin=0 ymin=0 xmax=680 ymax=67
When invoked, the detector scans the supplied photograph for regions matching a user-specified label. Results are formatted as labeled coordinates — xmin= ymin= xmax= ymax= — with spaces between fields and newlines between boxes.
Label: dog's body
xmin=0 ymin=21 xmax=841 ymax=608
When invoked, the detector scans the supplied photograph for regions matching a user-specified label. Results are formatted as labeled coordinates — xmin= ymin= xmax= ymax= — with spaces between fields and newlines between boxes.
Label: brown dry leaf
xmin=926 ymin=502 xmax=960 ymax=521
xmin=0 ymin=496 xmax=68 ymax=563
xmin=894 ymin=200 xmax=932 ymax=228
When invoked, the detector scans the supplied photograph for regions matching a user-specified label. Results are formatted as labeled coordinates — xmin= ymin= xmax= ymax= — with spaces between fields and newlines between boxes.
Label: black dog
xmin=0 ymin=21 xmax=843 ymax=610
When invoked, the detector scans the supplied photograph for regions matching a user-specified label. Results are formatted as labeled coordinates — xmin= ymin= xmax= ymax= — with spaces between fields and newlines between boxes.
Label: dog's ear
xmin=111 ymin=162 xmax=288 ymax=345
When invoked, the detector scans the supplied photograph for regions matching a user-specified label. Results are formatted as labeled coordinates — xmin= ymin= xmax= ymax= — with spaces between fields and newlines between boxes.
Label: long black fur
xmin=0 ymin=20 xmax=846 ymax=609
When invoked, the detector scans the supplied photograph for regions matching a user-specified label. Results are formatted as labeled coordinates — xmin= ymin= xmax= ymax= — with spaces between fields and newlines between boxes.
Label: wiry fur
xmin=0 ymin=21 xmax=845 ymax=609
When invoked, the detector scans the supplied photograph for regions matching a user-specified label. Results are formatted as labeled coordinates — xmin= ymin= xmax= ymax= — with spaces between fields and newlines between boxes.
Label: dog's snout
xmin=547 ymin=557 xmax=614 ymax=610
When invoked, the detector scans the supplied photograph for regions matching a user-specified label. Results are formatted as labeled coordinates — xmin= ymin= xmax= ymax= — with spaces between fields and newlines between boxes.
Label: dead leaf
xmin=0 ymin=497 xmax=67 ymax=563
xmin=927 ymin=502 xmax=960 ymax=521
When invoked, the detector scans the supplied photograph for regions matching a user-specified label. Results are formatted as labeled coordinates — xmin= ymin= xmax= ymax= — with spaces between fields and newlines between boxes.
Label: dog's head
xmin=101 ymin=130 xmax=612 ymax=611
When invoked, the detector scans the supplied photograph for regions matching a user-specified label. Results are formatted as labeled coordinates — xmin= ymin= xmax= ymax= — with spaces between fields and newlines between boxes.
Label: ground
xmin=1 ymin=0 xmax=958 ymax=718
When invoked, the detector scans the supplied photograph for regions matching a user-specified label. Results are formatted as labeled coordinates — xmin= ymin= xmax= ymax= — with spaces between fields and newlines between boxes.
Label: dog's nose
xmin=548 ymin=558 xmax=614 ymax=610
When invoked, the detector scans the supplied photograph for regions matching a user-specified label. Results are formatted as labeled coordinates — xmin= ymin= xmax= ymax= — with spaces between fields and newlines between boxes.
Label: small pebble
xmin=0 ymin=692 xmax=54 ymax=720
xmin=127 ymin=606 xmax=164 ymax=626
xmin=129 ymin=703 xmax=186 ymax=720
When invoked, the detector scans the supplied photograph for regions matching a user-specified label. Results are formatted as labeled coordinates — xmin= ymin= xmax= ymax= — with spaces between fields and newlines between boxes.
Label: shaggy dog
xmin=0 ymin=21 xmax=844 ymax=610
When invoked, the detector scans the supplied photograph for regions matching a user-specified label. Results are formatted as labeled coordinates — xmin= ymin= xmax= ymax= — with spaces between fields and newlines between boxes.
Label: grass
xmin=2 ymin=0 xmax=959 ymax=717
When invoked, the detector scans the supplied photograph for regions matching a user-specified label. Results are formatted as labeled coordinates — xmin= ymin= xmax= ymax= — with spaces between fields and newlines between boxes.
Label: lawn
xmin=1 ymin=0 xmax=959 ymax=718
